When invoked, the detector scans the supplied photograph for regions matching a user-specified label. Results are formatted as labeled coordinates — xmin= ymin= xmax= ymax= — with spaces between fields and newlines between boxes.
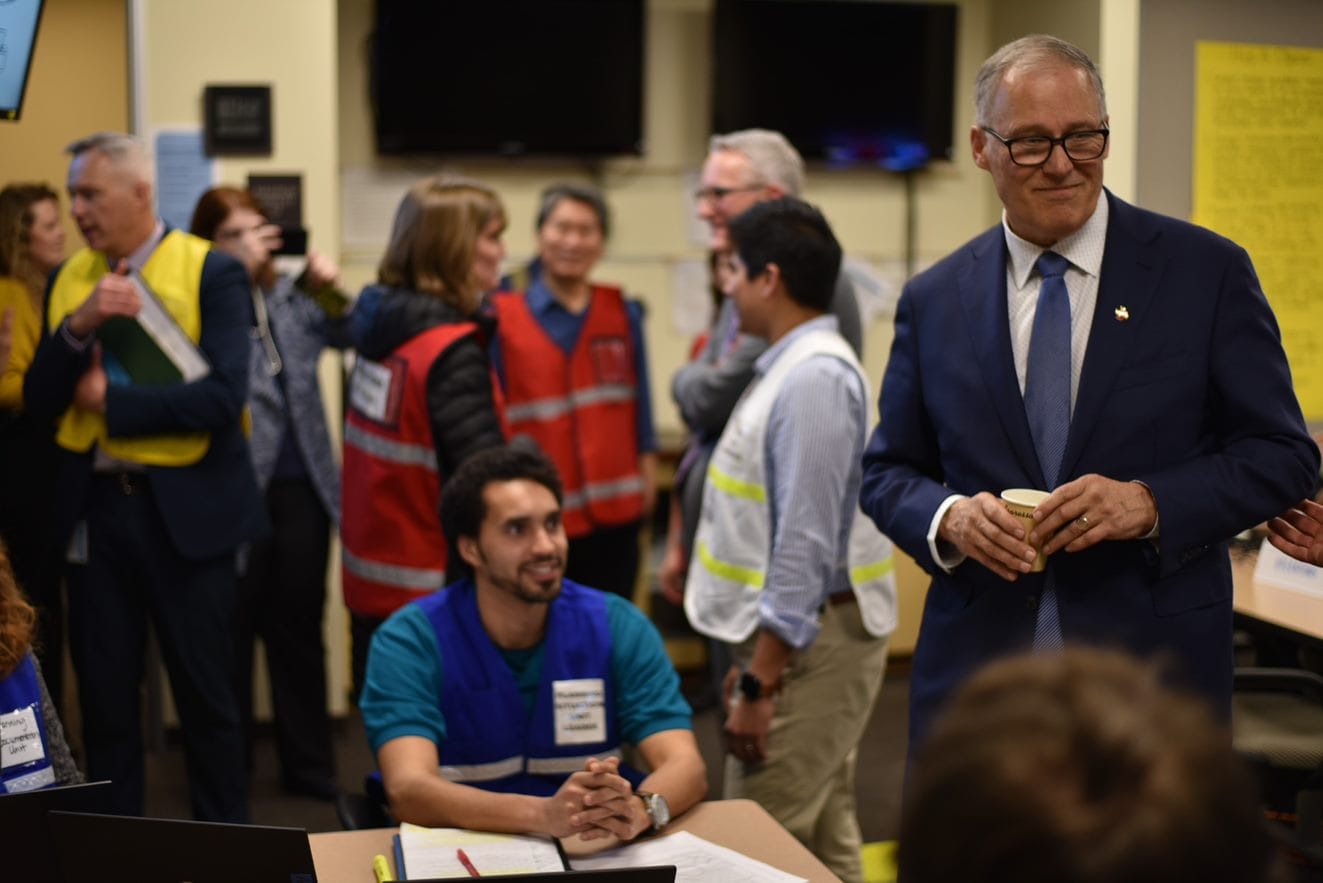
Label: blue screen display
xmin=0 ymin=0 xmax=46 ymax=121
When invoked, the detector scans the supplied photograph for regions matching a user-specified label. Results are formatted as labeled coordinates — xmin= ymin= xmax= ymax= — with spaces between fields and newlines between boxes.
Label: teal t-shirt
xmin=360 ymin=590 xmax=693 ymax=754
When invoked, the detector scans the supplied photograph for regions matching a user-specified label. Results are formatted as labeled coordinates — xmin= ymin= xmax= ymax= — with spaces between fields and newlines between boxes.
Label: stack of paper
xmin=570 ymin=831 xmax=807 ymax=883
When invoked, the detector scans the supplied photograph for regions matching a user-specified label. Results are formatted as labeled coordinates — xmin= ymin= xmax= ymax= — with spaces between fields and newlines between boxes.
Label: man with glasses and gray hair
xmin=859 ymin=34 xmax=1317 ymax=760
xmin=660 ymin=129 xmax=862 ymax=603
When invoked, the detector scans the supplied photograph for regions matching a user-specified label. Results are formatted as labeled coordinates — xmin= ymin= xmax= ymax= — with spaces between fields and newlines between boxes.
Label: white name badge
xmin=349 ymin=358 xmax=398 ymax=423
xmin=553 ymin=678 xmax=606 ymax=746
xmin=1255 ymin=537 xmax=1323 ymax=598
xmin=0 ymin=706 xmax=47 ymax=770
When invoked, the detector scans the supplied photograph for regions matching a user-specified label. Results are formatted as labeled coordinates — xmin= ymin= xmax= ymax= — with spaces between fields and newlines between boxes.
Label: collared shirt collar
xmin=526 ymin=272 xmax=578 ymax=317
xmin=122 ymin=220 xmax=167 ymax=274
xmin=754 ymin=314 xmax=840 ymax=376
xmin=1002 ymin=193 xmax=1109 ymax=286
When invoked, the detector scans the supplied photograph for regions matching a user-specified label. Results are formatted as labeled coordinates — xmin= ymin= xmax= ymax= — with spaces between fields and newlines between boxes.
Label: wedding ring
xmin=1075 ymin=515 xmax=1090 ymax=529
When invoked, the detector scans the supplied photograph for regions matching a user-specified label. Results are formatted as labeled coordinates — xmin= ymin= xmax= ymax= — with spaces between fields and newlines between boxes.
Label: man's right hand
xmin=68 ymin=259 xmax=141 ymax=338
xmin=658 ymin=538 xmax=687 ymax=605
xmin=938 ymin=493 xmax=1037 ymax=581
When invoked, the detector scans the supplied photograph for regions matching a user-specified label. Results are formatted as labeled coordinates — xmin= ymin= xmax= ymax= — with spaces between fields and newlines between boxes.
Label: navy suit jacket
xmin=24 ymin=241 xmax=265 ymax=562
xmin=860 ymin=191 xmax=1318 ymax=752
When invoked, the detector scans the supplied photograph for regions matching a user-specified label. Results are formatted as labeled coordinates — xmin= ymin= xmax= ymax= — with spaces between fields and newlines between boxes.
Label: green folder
xmin=96 ymin=273 xmax=210 ymax=386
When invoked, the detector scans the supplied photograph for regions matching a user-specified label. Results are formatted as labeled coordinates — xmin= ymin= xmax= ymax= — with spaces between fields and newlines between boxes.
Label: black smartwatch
xmin=738 ymin=669 xmax=779 ymax=701
xmin=636 ymin=790 xmax=670 ymax=831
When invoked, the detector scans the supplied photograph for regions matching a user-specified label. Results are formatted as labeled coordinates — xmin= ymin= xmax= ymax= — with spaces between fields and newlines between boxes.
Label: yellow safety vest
xmin=686 ymin=327 xmax=898 ymax=644
xmin=46 ymin=231 xmax=212 ymax=466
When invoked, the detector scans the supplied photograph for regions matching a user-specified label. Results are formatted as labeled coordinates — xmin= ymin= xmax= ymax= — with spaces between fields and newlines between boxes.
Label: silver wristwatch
xmin=636 ymin=790 xmax=670 ymax=831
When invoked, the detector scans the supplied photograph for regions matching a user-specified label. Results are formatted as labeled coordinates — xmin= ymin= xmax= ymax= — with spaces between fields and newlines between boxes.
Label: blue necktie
xmin=1024 ymin=251 xmax=1071 ymax=649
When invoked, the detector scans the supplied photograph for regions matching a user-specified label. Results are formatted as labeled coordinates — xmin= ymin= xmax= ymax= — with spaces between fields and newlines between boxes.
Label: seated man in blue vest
xmin=360 ymin=445 xmax=707 ymax=841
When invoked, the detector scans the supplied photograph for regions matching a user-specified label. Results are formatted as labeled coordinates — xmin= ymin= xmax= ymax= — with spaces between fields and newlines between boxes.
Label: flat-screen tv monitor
xmin=713 ymin=0 xmax=958 ymax=170
xmin=371 ymin=0 xmax=645 ymax=157
xmin=0 ymin=0 xmax=45 ymax=121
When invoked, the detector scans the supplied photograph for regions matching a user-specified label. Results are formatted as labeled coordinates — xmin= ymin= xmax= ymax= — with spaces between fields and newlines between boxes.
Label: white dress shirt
xmin=926 ymin=197 xmax=1111 ymax=571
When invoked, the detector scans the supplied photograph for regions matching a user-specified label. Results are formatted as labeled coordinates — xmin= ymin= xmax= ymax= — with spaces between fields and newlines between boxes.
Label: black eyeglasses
xmin=693 ymin=184 xmax=765 ymax=203
xmin=980 ymin=127 xmax=1109 ymax=167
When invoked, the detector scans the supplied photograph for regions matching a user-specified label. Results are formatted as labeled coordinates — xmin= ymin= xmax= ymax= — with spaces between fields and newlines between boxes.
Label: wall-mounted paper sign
xmin=204 ymin=84 xmax=272 ymax=156
xmin=246 ymin=174 xmax=302 ymax=229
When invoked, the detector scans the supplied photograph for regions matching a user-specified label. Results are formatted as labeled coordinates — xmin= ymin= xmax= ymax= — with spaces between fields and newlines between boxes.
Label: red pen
xmin=456 ymin=848 xmax=481 ymax=877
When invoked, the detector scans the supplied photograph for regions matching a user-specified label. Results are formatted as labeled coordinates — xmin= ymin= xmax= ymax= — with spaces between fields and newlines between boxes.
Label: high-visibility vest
xmin=0 ymin=655 xmax=56 ymax=793
xmin=419 ymin=578 xmax=644 ymax=795
xmin=686 ymin=328 xmax=898 ymax=644
xmin=46 ymin=232 xmax=212 ymax=466
xmin=491 ymin=288 xmax=643 ymax=538
xmin=341 ymin=323 xmax=476 ymax=618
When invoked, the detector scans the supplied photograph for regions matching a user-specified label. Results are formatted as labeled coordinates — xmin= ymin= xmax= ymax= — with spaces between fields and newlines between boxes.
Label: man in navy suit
xmin=24 ymin=132 xmax=263 ymax=820
xmin=859 ymin=35 xmax=1318 ymax=757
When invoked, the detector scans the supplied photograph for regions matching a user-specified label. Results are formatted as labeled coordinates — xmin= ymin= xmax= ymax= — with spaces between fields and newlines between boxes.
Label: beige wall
xmin=336 ymin=0 xmax=1002 ymax=441
xmin=135 ymin=0 xmax=350 ymax=714
xmin=0 ymin=0 xmax=129 ymax=248
xmin=1136 ymin=0 xmax=1323 ymax=218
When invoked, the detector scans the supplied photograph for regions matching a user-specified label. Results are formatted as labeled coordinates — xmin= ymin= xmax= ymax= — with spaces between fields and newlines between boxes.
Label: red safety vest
xmin=341 ymin=323 xmax=476 ymax=618
xmin=492 ymin=287 xmax=643 ymax=538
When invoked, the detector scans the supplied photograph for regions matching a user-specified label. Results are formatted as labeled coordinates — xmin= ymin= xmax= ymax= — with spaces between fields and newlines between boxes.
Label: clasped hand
xmin=939 ymin=474 xmax=1158 ymax=581
xmin=542 ymin=757 xmax=649 ymax=842
xmin=68 ymin=260 xmax=141 ymax=339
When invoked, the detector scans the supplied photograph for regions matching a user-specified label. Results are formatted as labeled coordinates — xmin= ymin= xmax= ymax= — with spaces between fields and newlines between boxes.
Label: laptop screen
xmin=48 ymin=811 xmax=317 ymax=883
xmin=0 ymin=781 xmax=113 ymax=883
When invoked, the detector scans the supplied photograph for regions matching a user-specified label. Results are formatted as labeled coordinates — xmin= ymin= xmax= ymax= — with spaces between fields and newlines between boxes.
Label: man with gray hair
xmin=25 ymin=132 xmax=264 ymax=821
xmin=860 ymin=35 xmax=1317 ymax=758
xmin=660 ymin=128 xmax=862 ymax=601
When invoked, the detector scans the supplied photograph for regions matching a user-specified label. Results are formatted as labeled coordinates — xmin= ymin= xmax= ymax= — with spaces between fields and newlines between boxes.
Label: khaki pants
xmin=723 ymin=601 xmax=888 ymax=883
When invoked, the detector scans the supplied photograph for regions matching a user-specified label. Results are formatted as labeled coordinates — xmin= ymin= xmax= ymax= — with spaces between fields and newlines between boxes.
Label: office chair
xmin=334 ymin=772 xmax=395 ymax=831
xmin=1233 ymin=666 xmax=1323 ymax=862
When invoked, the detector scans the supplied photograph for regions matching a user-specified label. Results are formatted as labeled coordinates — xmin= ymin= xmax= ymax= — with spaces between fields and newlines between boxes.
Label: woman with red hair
xmin=0 ymin=536 xmax=82 ymax=792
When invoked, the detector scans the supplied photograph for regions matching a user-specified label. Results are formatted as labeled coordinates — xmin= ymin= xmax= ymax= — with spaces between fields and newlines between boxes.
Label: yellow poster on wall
xmin=1193 ymin=41 xmax=1323 ymax=419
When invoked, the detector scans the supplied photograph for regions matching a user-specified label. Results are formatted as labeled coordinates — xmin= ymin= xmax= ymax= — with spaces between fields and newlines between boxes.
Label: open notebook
xmin=395 ymin=822 xmax=674 ymax=882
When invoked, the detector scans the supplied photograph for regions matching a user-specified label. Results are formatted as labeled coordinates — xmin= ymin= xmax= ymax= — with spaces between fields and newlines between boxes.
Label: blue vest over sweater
xmin=420 ymin=579 xmax=644 ymax=795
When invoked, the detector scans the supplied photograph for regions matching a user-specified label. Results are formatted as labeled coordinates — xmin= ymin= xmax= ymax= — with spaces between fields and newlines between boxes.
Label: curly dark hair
xmin=0 ymin=537 xmax=36 ymax=678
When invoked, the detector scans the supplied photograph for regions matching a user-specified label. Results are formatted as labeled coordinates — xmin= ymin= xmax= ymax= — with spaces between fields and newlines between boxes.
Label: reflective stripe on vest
xmin=686 ymin=327 xmax=899 ymax=643
xmin=342 ymin=547 xmax=446 ymax=592
xmin=561 ymin=475 xmax=646 ymax=512
xmin=440 ymin=747 xmax=624 ymax=784
xmin=46 ymin=233 xmax=212 ymax=466
xmin=503 ymin=383 xmax=635 ymax=423
xmin=343 ymin=420 xmax=437 ymax=471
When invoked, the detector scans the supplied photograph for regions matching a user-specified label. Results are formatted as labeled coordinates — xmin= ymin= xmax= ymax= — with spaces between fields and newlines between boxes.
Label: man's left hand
xmin=1030 ymin=474 xmax=1157 ymax=556
xmin=73 ymin=344 xmax=108 ymax=414
xmin=723 ymin=691 xmax=774 ymax=764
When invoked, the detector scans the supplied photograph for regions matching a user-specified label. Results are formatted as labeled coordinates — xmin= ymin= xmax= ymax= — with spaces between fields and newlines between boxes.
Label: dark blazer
xmin=860 ymin=191 xmax=1319 ymax=751
xmin=24 ymin=242 xmax=265 ymax=561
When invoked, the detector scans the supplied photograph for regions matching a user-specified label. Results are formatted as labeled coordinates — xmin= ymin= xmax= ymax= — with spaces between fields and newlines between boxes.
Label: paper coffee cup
xmin=1001 ymin=488 xmax=1050 ymax=572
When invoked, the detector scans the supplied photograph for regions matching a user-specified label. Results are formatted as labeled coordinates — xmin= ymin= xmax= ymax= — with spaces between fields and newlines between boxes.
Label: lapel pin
xmin=1114 ymin=305 xmax=1130 ymax=322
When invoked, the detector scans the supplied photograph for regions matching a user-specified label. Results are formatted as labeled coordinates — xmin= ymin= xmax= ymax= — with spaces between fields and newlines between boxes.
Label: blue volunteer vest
xmin=0 ymin=654 xmax=56 ymax=793
xmin=420 ymin=579 xmax=644 ymax=795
